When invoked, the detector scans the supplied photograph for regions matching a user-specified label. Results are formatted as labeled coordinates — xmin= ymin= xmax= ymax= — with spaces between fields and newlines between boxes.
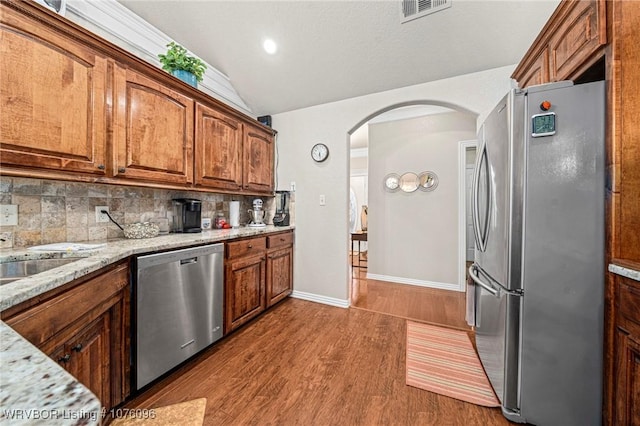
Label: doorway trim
xmin=458 ymin=139 xmax=477 ymax=292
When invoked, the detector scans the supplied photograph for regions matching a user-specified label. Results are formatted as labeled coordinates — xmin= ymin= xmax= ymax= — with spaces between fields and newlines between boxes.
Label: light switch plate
xmin=319 ymin=194 xmax=326 ymax=206
xmin=0 ymin=205 xmax=18 ymax=226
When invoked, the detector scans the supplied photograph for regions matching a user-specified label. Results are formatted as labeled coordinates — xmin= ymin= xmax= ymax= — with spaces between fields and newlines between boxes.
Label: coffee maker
xmin=273 ymin=191 xmax=290 ymax=227
xmin=248 ymin=198 xmax=266 ymax=227
xmin=172 ymin=198 xmax=202 ymax=233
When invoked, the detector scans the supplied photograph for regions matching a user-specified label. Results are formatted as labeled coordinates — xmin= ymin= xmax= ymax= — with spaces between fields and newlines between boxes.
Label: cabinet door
xmin=65 ymin=313 xmax=112 ymax=411
xmin=0 ymin=8 xmax=108 ymax=176
xmin=515 ymin=48 xmax=549 ymax=88
xmin=615 ymin=328 xmax=640 ymax=426
xmin=548 ymin=0 xmax=606 ymax=81
xmin=266 ymin=246 xmax=293 ymax=307
xmin=243 ymin=125 xmax=274 ymax=193
xmin=113 ymin=67 xmax=194 ymax=185
xmin=195 ymin=103 xmax=243 ymax=191
xmin=225 ymin=255 xmax=266 ymax=333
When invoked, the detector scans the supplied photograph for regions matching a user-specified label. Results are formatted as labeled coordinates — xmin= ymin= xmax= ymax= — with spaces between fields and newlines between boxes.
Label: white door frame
xmin=457 ymin=140 xmax=477 ymax=291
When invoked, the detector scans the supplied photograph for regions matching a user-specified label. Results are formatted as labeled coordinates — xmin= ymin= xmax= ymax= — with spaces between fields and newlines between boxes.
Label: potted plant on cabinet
xmin=158 ymin=41 xmax=207 ymax=88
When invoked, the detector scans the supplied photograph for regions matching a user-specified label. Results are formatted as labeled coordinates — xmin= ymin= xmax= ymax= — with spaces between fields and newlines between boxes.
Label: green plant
xmin=158 ymin=42 xmax=207 ymax=82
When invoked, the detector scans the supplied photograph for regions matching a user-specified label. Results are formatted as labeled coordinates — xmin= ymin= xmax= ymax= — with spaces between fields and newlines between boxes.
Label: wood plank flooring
xmin=350 ymin=267 xmax=471 ymax=330
xmin=127 ymin=298 xmax=508 ymax=425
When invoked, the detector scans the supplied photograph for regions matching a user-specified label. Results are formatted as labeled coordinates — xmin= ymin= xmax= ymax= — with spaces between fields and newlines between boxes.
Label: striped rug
xmin=406 ymin=321 xmax=500 ymax=407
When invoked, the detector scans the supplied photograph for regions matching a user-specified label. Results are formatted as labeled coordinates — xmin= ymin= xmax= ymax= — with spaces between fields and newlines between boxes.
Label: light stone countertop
xmin=0 ymin=225 xmax=294 ymax=425
xmin=608 ymin=263 xmax=640 ymax=282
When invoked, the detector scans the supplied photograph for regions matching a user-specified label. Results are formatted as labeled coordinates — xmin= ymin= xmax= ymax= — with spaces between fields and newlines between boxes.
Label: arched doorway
xmin=347 ymin=101 xmax=477 ymax=327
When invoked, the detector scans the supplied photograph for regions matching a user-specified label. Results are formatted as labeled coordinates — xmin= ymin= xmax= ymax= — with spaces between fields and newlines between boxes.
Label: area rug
xmin=110 ymin=398 xmax=206 ymax=426
xmin=406 ymin=321 xmax=500 ymax=407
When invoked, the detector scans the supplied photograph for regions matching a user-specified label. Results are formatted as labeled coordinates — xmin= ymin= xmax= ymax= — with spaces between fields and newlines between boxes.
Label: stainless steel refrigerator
xmin=468 ymin=80 xmax=605 ymax=425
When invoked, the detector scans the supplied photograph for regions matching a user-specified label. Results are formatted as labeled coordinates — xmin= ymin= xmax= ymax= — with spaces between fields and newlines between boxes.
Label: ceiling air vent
xmin=402 ymin=0 xmax=451 ymax=23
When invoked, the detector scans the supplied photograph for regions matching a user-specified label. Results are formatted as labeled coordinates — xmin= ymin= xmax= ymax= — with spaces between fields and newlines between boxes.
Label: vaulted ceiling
xmin=118 ymin=0 xmax=560 ymax=116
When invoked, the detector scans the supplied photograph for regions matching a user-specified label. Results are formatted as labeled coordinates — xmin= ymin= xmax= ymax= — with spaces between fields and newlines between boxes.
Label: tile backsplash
xmin=0 ymin=177 xmax=284 ymax=249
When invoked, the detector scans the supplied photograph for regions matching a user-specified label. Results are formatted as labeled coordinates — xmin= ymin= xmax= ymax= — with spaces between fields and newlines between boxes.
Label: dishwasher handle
xmin=180 ymin=257 xmax=198 ymax=265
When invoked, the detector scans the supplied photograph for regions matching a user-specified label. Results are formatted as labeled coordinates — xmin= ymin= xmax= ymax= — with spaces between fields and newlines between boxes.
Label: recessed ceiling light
xmin=263 ymin=39 xmax=277 ymax=55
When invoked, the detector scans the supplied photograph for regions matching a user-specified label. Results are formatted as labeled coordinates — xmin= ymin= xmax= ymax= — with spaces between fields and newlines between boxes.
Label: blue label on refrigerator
xmin=531 ymin=112 xmax=556 ymax=137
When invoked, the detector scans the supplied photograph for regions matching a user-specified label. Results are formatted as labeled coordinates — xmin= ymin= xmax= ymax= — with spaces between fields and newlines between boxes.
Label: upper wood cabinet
xmin=243 ymin=125 xmax=275 ymax=193
xmin=113 ymin=67 xmax=194 ymax=185
xmin=0 ymin=0 xmax=275 ymax=194
xmin=0 ymin=6 xmax=108 ymax=176
xmin=512 ymin=0 xmax=606 ymax=88
xmin=195 ymin=103 xmax=243 ymax=191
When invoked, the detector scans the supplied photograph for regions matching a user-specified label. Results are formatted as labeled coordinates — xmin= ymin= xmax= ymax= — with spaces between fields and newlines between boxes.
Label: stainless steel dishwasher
xmin=135 ymin=243 xmax=224 ymax=390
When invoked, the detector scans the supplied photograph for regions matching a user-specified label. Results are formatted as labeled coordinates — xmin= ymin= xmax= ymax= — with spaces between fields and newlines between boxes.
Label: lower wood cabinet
xmin=613 ymin=275 xmax=640 ymax=426
xmin=266 ymin=233 xmax=294 ymax=307
xmin=225 ymin=231 xmax=293 ymax=334
xmin=225 ymin=251 xmax=266 ymax=333
xmin=1 ymin=261 xmax=130 ymax=411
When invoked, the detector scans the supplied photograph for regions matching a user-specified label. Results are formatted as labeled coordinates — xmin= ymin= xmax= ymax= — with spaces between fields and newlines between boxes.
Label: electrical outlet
xmin=95 ymin=206 xmax=110 ymax=223
xmin=290 ymin=181 xmax=296 ymax=192
xmin=319 ymin=194 xmax=326 ymax=206
xmin=0 ymin=205 xmax=18 ymax=226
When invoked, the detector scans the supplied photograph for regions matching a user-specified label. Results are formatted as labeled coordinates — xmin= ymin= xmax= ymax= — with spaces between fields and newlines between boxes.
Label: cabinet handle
xmin=118 ymin=167 xmax=126 ymax=173
xmin=97 ymin=164 xmax=105 ymax=170
xmin=72 ymin=343 xmax=83 ymax=352
xmin=248 ymin=244 xmax=253 ymax=248
xmin=280 ymin=238 xmax=285 ymax=241
xmin=58 ymin=354 xmax=71 ymax=363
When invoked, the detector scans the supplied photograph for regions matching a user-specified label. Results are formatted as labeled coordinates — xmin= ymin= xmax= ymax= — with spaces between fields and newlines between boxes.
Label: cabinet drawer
xmin=4 ymin=263 xmax=129 ymax=347
xmin=227 ymin=237 xmax=266 ymax=259
xmin=618 ymin=278 xmax=640 ymax=324
xmin=267 ymin=232 xmax=294 ymax=250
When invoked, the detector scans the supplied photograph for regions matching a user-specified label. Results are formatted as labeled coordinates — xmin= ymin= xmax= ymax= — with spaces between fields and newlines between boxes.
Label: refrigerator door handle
xmin=471 ymin=139 xmax=484 ymax=251
xmin=468 ymin=264 xmax=500 ymax=297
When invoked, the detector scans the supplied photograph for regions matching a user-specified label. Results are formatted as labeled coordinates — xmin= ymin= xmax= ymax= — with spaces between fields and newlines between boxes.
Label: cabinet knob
xmin=118 ymin=167 xmax=126 ymax=173
xmin=248 ymin=244 xmax=253 ymax=248
xmin=97 ymin=164 xmax=105 ymax=170
xmin=72 ymin=343 xmax=83 ymax=352
xmin=58 ymin=354 xmax=71 ymax=363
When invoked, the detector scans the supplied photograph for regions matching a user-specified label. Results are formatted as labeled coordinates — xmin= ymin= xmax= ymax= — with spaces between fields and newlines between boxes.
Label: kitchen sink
xmin=0 ymin=258 xmax=83 ymax=286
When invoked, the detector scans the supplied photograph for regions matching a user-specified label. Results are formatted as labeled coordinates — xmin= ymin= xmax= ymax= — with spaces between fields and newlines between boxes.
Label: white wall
xmin=272 ymin=65 xmax=515 ymax=306
xmin=367 ymin=112 xmax=476 ymax=288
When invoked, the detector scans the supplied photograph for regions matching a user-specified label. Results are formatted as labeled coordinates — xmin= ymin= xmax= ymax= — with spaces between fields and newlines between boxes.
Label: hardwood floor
xmin=350 ymin=267 xmax=470 ymax=330
xmin=127 ymin=299 xmax=508 ymax=425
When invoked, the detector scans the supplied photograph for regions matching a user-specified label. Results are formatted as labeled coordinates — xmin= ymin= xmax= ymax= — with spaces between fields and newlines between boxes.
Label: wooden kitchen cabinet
xmin=512 ymin=0 xmax=606 ymax=88
xmin=59 ymin=313 xmax=112 ymax=410
xmin=196 ymin=106 xmax=275 ymax=194
xmin=1 ymin=0 xmax=276 ymax=194
xmin=614 ymin=275 xmax=640 ymax=426
xmin=1 ymin=261 xmax=131 ymax=411
xmin=0 ymin=5 xmax=109 ymax=177
xmin=113 ymin=67 xmax=194 ymax=186
xmin=224 ymin=231 xmax=294 ymax=333
xmin=225 ymin=236 xmax=267 ymax=334
xmin=195 ymin=103 xmax=243 ymax=191
xmin=266 ymin=232 xmax=294 ymax=307
xmin=243 ymin=124 xmax=275 ymax=193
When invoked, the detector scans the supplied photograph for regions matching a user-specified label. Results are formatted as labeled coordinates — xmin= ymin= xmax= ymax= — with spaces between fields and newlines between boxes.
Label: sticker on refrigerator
xmin=531 ymin=112 xmax=556 ymax=137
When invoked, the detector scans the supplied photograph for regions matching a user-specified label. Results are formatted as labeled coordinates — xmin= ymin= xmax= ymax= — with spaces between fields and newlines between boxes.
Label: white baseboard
xmin=366 ymin=273 xmax=461 ymax=292
xmin=290 ymin=291 xmax=349 ymax=308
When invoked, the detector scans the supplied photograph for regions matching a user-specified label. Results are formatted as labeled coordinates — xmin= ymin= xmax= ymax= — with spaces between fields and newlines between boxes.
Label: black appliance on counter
xmin=273 ymin=191 xmax=290 ymax=227
xmin=172 ymin=198 xmax=202 ymax=233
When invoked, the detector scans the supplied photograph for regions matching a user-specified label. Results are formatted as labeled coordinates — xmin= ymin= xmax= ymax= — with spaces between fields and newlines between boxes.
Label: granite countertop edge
xmin=0 ymin=225 xmax=295 ymax=312
xmin=608 ymin=262 xmax=640 ymax=282
xmin=0 ymin=225 xmax=294 ymax=425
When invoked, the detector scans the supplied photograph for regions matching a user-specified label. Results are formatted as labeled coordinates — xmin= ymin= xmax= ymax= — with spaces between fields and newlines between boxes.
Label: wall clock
xmin=311 ymin=143 xmax=329 ymax=162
